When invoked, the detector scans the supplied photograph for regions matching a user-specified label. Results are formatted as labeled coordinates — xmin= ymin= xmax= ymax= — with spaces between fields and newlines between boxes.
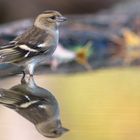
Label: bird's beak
xmin=58 ymin=127 xmax=69 ymax=135
xmin=56 ymin=16 xmax=67 ymax=22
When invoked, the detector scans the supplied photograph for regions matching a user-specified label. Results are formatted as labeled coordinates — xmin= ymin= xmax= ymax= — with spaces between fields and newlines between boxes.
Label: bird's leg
xmin=28 ymin=75 xmax=36 ymax=88
xmin=28 ymin=63 xmax=35 ymax=78
xmin=21 ymin=71 xmax=26 ymax=84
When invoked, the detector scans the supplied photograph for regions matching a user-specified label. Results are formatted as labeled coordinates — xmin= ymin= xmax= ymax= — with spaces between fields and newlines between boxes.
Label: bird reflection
xmin=0 ymin=77 xmax=69 ymax=138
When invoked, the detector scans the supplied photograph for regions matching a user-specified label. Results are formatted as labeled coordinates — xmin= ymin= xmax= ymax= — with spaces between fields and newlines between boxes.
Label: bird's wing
xmin=0 ymin=41 xmax=16 ymax=50
xmin=14 ymin=26 xmax=50 ymax=52
xmin=0 ymin=27 xmax=50 ymax=63
xmin=0 ymin=89 xmax=28 ymax=107
xmin=0 ymin=46 xmax=27 ymax=63
xmin=0 ymin=88 xmax=39 ymax=109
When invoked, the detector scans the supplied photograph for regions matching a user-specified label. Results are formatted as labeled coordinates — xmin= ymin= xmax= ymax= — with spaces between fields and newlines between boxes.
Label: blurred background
xmin=0 ymin=0 xmax=122 ymax=23
xmin=1 ymin=0 xmax=140 ymax=140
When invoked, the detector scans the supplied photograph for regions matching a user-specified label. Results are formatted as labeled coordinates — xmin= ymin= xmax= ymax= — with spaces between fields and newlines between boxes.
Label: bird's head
xmin=34 ymin=10 xmax=66 ymax=30
xmin=36 ymin=119 xmax=69 ymax=138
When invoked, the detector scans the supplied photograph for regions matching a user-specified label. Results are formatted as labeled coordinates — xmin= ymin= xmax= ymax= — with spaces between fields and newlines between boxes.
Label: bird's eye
xmin=50 ymin=16 xmax=56 ymax=20
xmin=52 ymin=130 xmax=58 ymax=135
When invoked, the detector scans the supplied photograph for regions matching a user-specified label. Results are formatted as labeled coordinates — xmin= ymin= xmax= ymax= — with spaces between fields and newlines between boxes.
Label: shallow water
xmin=0 ymin=68 xmax=140 ymax=140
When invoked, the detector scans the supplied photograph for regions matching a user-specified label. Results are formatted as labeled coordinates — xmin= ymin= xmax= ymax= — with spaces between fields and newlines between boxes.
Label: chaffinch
xmin=0 ymin=10 xmax=66 ymax=78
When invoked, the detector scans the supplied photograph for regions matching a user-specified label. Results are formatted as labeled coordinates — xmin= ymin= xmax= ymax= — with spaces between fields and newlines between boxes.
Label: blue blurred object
xmin=0 ymin=63 xmax=23 ymax=77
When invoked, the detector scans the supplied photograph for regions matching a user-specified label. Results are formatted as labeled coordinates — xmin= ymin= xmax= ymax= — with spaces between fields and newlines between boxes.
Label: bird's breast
xmin=44 ymin=29 xmax=59 ymax=54
xmin=48 ymin=29 xmax=59 ymax=45
xmin=55 ymin=30 xmax=59 ymax=45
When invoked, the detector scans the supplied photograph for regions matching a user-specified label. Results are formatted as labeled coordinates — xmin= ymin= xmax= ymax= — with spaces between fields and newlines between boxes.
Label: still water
xmin=0 ymin=68 xmax=140 ymax=140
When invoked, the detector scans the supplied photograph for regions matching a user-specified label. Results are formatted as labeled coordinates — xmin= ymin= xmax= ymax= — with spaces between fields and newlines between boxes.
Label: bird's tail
xmin=0 ymin=88 xmax=26 ymax=109
xmin=75 ymin=41 xmax=92 ymax=70
xmin=0 ymin=48 xmax=22 ymax=63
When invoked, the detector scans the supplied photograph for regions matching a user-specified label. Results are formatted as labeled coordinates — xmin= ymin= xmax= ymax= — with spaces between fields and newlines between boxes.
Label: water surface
xmin=0 ymin=68 xmax=140 ymax=140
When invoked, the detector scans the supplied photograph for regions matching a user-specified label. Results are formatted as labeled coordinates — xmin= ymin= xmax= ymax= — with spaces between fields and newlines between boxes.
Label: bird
xmin=0 ymin=77 xmax=69 ymax=138
xmin=0 ymin=10 xmax=66 ymax=79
